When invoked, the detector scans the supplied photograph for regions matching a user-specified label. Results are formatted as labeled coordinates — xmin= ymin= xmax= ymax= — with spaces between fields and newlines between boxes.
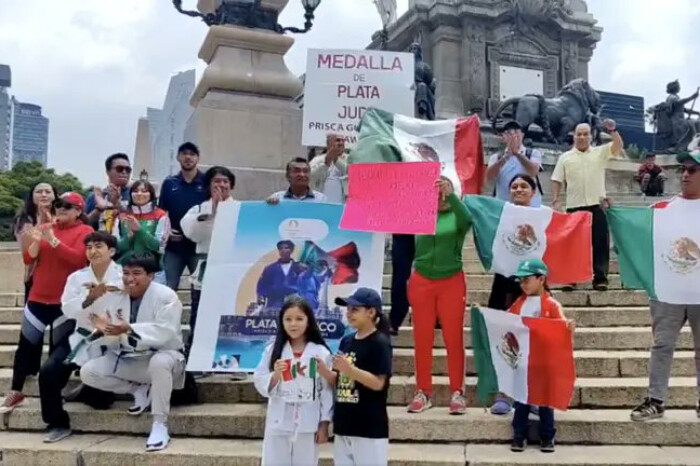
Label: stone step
xmin=0 ymin=276 xmax=640 ymax=310
xmin=0 ymin=324 xmax=193 ymax=347
xmin=381 ymin=274 xmax=626 ymax=290
xmin=384 ymin=260 xmax=621 ymax=275
xmin=0 ymin=305 xmax=653 ymax=328
xmin=4 ymin=400 xmax=700 ymax=446
xmin=0 ymin=432 xmax=465 ymax=466
xmin=3 ymin=371 xmax=695 ymax=409
xmin=0 ymin=345 xmax=692 ymax=378
xmin=0 ymin=324 xmax=677 ymax=350
xmin=1 ymin=432 xmax=699 ymax=466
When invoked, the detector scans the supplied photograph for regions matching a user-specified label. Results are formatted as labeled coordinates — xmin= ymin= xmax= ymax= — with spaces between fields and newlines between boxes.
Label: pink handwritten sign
xmin=340 ymin=162 xmax=440 ymax=235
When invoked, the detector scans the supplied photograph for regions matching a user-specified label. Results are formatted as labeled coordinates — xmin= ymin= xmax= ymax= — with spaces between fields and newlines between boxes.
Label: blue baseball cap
xmin=335 ymin=287 xmax=383 ymax=309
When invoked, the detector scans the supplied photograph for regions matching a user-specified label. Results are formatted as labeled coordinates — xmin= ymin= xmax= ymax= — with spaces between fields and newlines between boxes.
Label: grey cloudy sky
xmin=0 ymin=0 xmax=698 ymax=186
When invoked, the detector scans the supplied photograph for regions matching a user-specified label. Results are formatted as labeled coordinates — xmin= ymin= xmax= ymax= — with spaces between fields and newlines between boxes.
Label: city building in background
xmin=0 ymin=65 xmax=11 ymax=170
xmin=0 ymin=64 xmax=50 ymax=169
xmin=10 ymin=97 xmax=49 ymax=167
xmin=598 ymin=90 xmax=653 ymax=151
xmin=134 ymin=69 xmax=195 ymax=181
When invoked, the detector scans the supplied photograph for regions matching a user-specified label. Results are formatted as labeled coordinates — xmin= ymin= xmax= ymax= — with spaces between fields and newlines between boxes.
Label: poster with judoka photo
xmin=186 ymin=202 xmax=385 ymax=373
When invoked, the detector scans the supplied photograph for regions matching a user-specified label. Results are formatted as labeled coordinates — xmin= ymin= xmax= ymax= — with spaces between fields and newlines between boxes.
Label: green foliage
xmin=625 ymin=144 xmax=648 ymax=161
xmin=0 ymin=162 xmax=85 ymax=241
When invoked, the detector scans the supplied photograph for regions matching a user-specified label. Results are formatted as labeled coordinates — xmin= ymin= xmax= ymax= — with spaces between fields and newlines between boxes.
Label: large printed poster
xmin=187 ymin=201 xmax=385 ymax=372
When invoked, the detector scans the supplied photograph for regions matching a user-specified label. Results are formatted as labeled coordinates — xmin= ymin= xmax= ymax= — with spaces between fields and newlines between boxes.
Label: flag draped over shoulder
xmin=464 ymin=196 xmax=593 ymax=284
xmin=348 ymin=107 xmax=485 ymax=196
xmin=608 ymin=200 xmax=700 ymax=304
xmin=471 ymin=306 xmax=576 ymax=411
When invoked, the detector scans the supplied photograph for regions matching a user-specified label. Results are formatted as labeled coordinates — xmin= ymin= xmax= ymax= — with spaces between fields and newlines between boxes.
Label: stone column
xmin=430 ymin=26 xmax=464 ymax=119
xmin=185 ymin=0 xmax=304 ymax=200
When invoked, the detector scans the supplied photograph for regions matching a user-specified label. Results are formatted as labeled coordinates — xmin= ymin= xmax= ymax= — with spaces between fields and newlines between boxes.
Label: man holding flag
xmin=551 ymin=119 xmax=624 ymax=291
xmin=607 ymin=143 xmax=700 ymax=421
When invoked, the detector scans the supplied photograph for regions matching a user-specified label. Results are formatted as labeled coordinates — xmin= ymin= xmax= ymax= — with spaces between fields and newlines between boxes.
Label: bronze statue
xmin=490 ymin=78 xmax=602 ymax=146
xmin=172 ymin=0 xmax=280 ymax=31
xmin=647 ymin=80 xmax=700 ymax=152
xmin=409 ymin=43 xmax=437 ymax=121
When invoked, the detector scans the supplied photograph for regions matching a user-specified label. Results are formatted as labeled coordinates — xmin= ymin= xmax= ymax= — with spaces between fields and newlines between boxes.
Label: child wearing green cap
xmin=509 ymin=258 xmax=575 ymax=453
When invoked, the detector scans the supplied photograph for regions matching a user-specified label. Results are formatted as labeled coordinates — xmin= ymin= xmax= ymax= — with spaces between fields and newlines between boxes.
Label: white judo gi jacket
xmin=254 ymin=342 xmax=333 ymax=434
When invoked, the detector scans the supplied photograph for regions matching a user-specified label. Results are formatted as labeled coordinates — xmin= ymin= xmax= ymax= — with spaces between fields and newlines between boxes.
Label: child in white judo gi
xmin=254 ymin=296 xmax=333 ymax=466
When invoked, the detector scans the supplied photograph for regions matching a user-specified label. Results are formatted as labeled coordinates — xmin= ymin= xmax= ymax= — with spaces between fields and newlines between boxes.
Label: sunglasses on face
xmin=53 ymin=200 xmax=76 ymax=210
xmin=113 ymin=166 xmax=132 ymax=174
xmin=679 ymin=165 xmax=700 ymax=175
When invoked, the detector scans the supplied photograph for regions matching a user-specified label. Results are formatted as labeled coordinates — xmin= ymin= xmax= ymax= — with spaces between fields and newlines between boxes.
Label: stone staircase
xmin=1 ymin=246 xmax=699 ymax=465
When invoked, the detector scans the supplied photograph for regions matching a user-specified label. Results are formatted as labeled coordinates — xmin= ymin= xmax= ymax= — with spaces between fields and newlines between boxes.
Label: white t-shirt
xmin=323 ymin=164 xmax=344 ymax=204
xmin=281 ymin=263 xmax=292 ymax=276
xmin=519 ymin=296 xmax=541 ymax=318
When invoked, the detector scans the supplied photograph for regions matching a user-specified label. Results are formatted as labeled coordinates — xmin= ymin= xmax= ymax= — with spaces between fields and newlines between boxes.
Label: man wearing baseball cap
xmin=486 ymin=121 xmax=544 ymax=207
xmin=631 ymin=138 xmax=700 ymax=422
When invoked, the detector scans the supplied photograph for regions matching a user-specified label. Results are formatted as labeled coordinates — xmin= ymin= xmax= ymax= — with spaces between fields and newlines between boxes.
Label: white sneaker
xmin=128 ymin=384 xmax=151 ymax=416
xmin=146 ymin=421 xmax=170 ymax=452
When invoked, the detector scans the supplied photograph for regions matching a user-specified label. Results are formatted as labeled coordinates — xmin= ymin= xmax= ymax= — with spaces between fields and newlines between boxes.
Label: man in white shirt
xmin=310 ymin=134 xmax=348 ymax=204
xmin=267 ymin=158 xmax=328 ymax=204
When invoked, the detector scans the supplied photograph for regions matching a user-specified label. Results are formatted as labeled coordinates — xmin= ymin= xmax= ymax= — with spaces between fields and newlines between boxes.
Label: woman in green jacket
xmin=116 ymin=181 xmax=169 ymax=276
xmin=407 ymin=176 xmax=472 ymax=415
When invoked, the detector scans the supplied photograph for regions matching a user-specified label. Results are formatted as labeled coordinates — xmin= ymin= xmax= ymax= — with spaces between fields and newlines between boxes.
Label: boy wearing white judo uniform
xmin=80 ymin=254 xmax=186 ymax=451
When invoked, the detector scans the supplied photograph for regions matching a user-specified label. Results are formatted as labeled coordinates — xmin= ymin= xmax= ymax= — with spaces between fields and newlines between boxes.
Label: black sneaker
xmin=593 ymin=281 xmax=609 ymax=291
xmin=510 ymin=439 xmax=527 ymax=452
xmin=561 ymin=284 xmax=576 ymax=292
xmin=696 ymin=399 xmax=700 ymax=419
xmin=631 ymin=398 xmax=664 ymax=422
xmin=540 ymin=439 xmax=555 ymax=453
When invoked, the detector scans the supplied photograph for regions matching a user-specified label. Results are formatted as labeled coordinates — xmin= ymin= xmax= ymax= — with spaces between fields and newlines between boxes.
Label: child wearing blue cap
xmin=316 ymin=288 xmax=392 ymax=466
xmin=509 ymin=259 xmax=574 ymax=453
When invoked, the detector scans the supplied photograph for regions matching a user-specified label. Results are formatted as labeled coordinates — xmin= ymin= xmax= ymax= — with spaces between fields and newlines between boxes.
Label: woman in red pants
xmin=407 ymin=177 xmax=472 ymax=415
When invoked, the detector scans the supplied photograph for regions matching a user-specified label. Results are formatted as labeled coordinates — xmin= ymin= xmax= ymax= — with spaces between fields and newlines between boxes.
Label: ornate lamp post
xmin=173 ymin=0 xmax=321 ymax=33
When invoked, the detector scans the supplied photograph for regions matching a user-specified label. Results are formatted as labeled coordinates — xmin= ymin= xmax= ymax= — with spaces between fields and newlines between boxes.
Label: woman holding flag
xmin=407 ymin=176 xmax=472 ymax=415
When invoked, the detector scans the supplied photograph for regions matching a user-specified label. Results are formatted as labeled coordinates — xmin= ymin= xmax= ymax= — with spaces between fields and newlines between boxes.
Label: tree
xmin=0 ymin=162 xmax=86 ymax=241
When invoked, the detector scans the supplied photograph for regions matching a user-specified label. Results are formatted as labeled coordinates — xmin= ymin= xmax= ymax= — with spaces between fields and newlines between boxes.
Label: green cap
xmin=677 ymin=150 xmax=700 ymax=165
xmin=514 ymin=258 xmax=549 ymax=278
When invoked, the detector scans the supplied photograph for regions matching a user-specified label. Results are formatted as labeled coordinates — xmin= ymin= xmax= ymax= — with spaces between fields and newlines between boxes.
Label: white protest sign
xmin=302 ymin=49 xmax=415 ymax=147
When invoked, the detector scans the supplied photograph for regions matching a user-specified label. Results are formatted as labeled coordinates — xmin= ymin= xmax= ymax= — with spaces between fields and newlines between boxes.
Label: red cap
xmin=59 ymin=192 xmax=86 ymax=211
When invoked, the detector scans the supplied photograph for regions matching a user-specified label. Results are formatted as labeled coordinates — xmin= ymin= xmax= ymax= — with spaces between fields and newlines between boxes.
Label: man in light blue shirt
xmin=267 ymin=157 xmax=328 ymax=204
xmin=486 ymin=121 xmax=543 ymax=207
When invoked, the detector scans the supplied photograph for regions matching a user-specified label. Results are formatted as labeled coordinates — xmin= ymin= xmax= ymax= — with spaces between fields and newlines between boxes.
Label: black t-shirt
xmin=333 ymin=330 xmax=392 ymax=439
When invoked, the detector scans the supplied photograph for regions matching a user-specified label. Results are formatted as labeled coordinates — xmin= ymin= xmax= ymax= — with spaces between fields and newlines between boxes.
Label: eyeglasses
xmin=679 ymin=165 xmax=700 ymax=175
xmin=113 ymin=166 xmax=132 ymax=174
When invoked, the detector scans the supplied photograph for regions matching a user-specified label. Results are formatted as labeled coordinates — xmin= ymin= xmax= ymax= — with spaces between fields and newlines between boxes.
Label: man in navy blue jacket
xmin=256 ymin=240 xmax=304 ymax=311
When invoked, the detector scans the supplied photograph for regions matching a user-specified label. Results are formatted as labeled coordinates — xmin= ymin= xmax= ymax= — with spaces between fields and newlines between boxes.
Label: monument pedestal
xmin=186 ymin=23 xmax=304 ymax=200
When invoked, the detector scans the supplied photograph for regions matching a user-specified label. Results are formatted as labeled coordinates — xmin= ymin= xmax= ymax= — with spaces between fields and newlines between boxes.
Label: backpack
xmin=493 ymin=148 xmax=545 ymax=196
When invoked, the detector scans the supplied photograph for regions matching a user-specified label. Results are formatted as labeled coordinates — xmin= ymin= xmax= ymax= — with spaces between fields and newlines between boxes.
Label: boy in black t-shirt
xmin=317 ymin=288 xmax=393 ymax=466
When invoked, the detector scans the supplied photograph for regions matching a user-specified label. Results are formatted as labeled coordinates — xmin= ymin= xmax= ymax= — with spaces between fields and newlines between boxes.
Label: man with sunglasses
xmin=630 ymin=143 xmax=700 ymax=422
xmin=86 ymin=153 xmax=132 ymax=231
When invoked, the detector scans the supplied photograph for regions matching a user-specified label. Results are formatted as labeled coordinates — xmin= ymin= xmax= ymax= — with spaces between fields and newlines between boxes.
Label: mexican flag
xmin=471 ymin=306 xmax=576 ymax=411
xmin=608 ymin=199 xmax=700 ymax=304
xmin=464 ymin=196 xmax=593 ymax=284
xmin=349 ymin=108 xmax=484 ymax=196
xmin=282 ymin=358 xmax=319 ymax=382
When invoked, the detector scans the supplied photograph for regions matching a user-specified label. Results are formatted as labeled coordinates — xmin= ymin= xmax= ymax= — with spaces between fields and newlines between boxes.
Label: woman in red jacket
xmin=0 ymin=192 xmax=93 ymax=413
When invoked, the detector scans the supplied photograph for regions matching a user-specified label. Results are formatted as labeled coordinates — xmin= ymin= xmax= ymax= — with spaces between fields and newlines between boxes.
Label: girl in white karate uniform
xmin=254 ymin=296 xmax=333 ymax=466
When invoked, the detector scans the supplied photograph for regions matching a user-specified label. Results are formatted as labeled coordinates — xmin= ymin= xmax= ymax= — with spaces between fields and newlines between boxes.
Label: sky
xmin=0 ymin=0 xmax=698 ymax=186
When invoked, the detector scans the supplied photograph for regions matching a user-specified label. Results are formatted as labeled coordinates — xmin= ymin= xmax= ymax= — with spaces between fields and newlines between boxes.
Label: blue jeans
xmin=163 ymin=249 xmax=199 ymax=291
xmin=512 ymin=402 xmax=555 ymax=443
